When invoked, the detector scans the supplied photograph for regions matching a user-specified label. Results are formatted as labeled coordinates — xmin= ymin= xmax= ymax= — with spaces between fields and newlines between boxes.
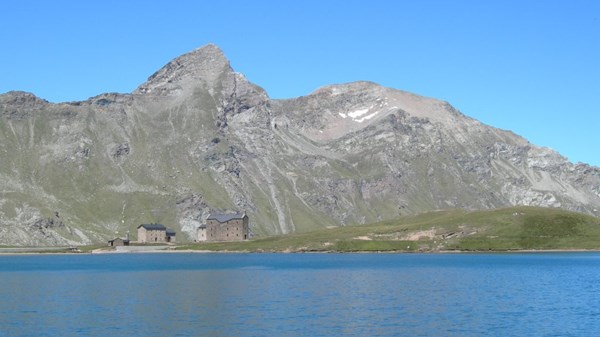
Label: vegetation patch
xmin=172 ymin=207 xmax=600 ymax=253
xmin=20 ymin=206 xmax=599 ymax=254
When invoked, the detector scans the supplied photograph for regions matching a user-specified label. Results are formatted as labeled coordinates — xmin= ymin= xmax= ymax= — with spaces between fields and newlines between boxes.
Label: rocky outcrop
xmin=0 ymin=44 xmax=598 ymax=246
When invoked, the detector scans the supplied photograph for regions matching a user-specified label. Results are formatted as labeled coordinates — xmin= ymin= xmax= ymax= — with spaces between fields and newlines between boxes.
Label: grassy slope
xmin=176 ymin=206 xmax=600 ymax=252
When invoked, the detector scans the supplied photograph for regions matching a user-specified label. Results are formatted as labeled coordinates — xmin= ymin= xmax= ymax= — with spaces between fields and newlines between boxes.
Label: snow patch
xmin=338 ymin=105 xmax=381 ymax=123
xmin=355 ymin=111 xmax=379 ymax=123
xmin=347 ymin=108 xmax=371 ymax=119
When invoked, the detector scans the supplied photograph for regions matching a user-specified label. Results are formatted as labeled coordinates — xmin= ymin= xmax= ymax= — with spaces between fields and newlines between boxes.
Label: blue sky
xmin=1 ymin=0 xmax=598 ymax=166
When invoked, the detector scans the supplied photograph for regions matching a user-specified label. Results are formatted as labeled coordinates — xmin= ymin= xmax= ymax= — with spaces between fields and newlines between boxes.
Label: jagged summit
xmin=0 ymin=91 xmax=50 ymax=120
xmin=134 ymin=44 xmax=232 ymax=96
xmin=0 ymin=91 xmax=48 ymax=105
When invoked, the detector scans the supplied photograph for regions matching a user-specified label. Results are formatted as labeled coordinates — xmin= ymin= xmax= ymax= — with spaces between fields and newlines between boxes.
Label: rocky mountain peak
xmin=308 ymin=81 xmax=465 ymax=126
xmin=278 ymin=81 xmax=472 ymax=143
xmin=0 ymin=91 xmax=48 ymax=106
xmin=134 ymin=44 xmax=232 ymax=96
xmin=0 ymin=91 xmax=50 ymax=120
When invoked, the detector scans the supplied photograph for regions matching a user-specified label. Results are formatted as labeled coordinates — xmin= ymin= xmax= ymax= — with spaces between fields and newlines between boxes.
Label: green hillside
xmin=178 ymin=206 xmax=600 ymax=252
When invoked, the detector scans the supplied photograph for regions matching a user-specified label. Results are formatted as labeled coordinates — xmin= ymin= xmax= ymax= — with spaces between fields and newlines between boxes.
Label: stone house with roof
xmin=137 ymin=223 xmax=176 ymax=243
xmin=107 ymin=236 xmax=130 ymax=247
xmin=198 ymin=212 xmax=249 ymax=242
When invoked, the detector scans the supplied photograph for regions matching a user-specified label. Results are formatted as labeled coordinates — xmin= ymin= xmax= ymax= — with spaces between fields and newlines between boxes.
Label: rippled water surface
xmin=1 ymin=253 xmax=599 ymax=336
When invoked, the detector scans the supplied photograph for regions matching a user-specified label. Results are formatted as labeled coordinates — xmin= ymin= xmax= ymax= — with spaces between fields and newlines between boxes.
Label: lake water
xmin=1 ymin=253 xmax=599 ymax=336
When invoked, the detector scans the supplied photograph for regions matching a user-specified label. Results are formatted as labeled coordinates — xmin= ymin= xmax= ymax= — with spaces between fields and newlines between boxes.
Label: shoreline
xmin=1 ymin=247 xmax=600 ymax=255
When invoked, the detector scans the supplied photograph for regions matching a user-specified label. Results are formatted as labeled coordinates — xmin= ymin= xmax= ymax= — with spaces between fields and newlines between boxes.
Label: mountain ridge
xmin=1 ymin=44 xmax=599 ymax=246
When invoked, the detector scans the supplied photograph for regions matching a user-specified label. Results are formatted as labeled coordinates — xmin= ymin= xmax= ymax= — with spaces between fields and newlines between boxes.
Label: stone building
xmin=198 ymin=212 xmax=249 ymax=242
xmin=137 ymin=224 xmax=176 ymax=243
xmin=108 ymin=237 xmax=129 ymax=247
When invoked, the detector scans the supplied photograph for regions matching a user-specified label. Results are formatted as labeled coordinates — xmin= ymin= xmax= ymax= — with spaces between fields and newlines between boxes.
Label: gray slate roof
xmin=138 ymin=224 xmax=167 ymax=231
xmin=207 ymin=212 xmax=246 ymax=223
xmin=108 ymin=237 xmax=129 ymax=243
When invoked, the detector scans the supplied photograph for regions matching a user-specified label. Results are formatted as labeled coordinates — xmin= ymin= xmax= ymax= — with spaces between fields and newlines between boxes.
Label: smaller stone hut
xmin=108 ymin=237 xmax=130 ymax=247
xmin=166 ymin=228 xmax=176 ymax=243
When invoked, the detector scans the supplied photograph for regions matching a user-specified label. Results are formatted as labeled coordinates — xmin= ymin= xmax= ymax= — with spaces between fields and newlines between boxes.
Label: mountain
xmin=1 ymin=44 xmax=599 ymax=246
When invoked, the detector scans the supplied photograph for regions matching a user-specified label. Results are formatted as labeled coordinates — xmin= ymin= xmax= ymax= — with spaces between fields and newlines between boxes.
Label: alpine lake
xmin=1 ymin=252 xmax=599 ymax=336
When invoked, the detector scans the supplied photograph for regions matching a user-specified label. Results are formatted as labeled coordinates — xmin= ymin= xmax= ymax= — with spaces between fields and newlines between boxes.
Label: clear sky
xmin=1 ymin=0 xmax=599 ymax=166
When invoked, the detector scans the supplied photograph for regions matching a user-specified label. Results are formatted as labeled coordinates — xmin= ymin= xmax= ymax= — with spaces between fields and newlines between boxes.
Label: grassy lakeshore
xmin=3 ymin=207 xmax=600 ymax=254
xmin=176 ymin=206 xmax=600 ymax=253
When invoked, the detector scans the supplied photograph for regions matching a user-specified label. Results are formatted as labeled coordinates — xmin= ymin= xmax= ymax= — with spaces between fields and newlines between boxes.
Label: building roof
xmin=138 ymin=223 xmax=167 ymax=231
xmin=166 ymin=229 xmax=176 ymax=236
xmin=207 ymin=212 xmax=246 ymax=223
xmin=108 ymin=237 xmax=129 ymax=243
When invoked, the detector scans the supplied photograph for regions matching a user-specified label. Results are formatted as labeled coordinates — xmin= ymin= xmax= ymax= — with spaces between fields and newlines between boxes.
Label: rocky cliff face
xmin=1 ymin=44 xmax=599 ymax=245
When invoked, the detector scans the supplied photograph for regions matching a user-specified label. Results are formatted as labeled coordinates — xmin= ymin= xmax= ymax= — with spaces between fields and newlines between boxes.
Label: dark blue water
xmin=1 ymin=253 xmax=599 ymax=337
